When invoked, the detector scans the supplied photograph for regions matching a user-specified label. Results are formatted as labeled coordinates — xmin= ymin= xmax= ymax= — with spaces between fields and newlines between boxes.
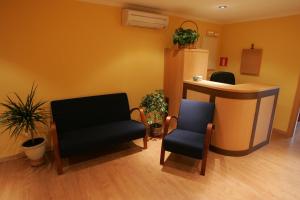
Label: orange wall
xmin=218 ymin=15 xmax=300 ymax=132
xmin=0 ymin=0 xmax=221 ymax=159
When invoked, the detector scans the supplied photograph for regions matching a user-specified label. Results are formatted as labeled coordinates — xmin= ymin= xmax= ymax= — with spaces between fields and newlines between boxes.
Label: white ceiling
xmin=81 ymin=0 xmax=300 ymax=23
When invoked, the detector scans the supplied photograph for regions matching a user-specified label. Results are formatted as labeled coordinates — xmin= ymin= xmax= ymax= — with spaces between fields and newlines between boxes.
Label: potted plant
xmin=140 ymin=90 xmax=168 ymax=137
xmin=173 ymin=20 xmax=199 ymax=49
xmin=0 ymin=84 xmax=48 ymax=166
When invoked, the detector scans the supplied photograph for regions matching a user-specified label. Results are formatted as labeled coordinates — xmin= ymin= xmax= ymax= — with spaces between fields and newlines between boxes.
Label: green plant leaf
xmin=0 ymin=83 xmax=48 ymax=140
xmin=173 ymin=27 xmax=199 ymax=46
xmin=140 ymin=90 xmax=168 ymax=125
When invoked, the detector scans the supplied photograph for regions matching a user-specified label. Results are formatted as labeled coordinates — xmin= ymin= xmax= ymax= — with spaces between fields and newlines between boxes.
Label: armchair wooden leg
xmin=143 ymin=135 xmax=148 ymax=149
xmin=200 ymin=157 xmax=207 ymax=176
xmin=160 ymin=146 xmax=165 ymax=165
xmin=200 ymin=123 xmax=213 ymax=176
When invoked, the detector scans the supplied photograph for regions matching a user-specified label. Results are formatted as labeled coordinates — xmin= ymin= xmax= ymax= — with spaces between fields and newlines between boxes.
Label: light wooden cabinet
xmin=164 ymin=48 xmax=209 ymax=117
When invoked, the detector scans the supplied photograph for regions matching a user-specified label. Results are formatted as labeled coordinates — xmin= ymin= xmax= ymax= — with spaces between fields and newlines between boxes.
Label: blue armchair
xmin=160 ymin=99 xmax=215 ymax=175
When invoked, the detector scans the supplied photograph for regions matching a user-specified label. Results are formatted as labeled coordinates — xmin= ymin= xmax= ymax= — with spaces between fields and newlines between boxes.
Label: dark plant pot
xmin=150 ymin=123 xmax=163 ymax=137
xmin=22 ymin=137 xmax=46 ymax=167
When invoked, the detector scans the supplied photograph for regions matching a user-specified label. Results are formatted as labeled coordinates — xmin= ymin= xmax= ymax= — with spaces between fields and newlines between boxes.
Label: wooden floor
xmin=1 ymin=127 xmax=300 ymax=200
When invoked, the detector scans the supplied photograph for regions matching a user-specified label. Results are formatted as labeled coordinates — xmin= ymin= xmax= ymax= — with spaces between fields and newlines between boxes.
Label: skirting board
xmin=272 ymin=128 xmax=288 ymax=136
xmin=0 ymin=147 xmax=53 ymax=164
xmin=0 ymin=152 xmax=25 ymax=163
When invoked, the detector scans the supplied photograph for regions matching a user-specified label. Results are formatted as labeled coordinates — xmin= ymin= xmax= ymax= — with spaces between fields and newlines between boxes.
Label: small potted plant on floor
xmin=140 ymin=90 xmax=168 ymax=137
xmin=0 ymin=84 xmax=48 ymax=166
xmin=173 ymin=20 xmax=200 ymax=49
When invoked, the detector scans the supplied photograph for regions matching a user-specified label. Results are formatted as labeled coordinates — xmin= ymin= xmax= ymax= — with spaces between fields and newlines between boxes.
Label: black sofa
xmin=50 ymin=93 xmax=148 ymax=174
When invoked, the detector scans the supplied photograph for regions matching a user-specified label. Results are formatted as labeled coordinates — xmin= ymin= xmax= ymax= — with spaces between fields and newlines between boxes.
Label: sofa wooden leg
xmin=56 ymin=161 xmax=63 ymax=175
xmin=143 ymin=135 xmax=148 ymax=149
xmin=54 ymin=149 xmax=63 ymax=175
xmin=160 ymin=147 xmax=165 ymax=165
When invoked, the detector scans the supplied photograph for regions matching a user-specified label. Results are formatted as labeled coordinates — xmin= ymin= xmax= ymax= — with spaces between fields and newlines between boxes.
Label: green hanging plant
xmin=173 ymin=21 xmax=199 ymax=48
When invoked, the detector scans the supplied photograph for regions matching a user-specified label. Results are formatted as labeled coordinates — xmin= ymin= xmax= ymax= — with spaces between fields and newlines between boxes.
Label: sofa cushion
xmin=164 ymin=129 xmax=205 ymax=159
xmin=51 ymin=93 xmax=131 ymax=133
xmin=59 ymin=120 xmax=145 ymax=157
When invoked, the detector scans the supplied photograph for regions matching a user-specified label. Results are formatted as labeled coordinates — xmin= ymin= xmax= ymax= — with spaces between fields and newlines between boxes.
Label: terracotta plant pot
xmin=22 ymin=137 xmax=46 ymax=166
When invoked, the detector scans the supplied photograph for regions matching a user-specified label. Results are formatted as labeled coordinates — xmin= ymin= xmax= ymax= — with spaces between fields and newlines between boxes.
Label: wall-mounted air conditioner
xmin=122 ymin=9 xmax=169 ymax=29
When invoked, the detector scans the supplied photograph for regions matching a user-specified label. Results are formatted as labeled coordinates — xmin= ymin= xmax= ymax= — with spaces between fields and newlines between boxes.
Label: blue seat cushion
xmin=59 ymin=120 xmax=145 ymax=157
xmin=164 ymin=129 xmax=205 ymax=159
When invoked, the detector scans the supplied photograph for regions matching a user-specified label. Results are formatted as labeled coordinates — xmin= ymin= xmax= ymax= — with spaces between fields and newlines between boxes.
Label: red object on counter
xmin=220 ymin=57 xmax=228 ymax=66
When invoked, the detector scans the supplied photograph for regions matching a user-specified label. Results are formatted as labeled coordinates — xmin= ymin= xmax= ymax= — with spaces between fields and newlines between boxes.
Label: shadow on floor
xmin=56 ymin=142 xmax=144 ymax=174
xmin=161 ymin=153 xmax=202 ymax=180
xmin=161 ymin=151 xmax=231 ymax=180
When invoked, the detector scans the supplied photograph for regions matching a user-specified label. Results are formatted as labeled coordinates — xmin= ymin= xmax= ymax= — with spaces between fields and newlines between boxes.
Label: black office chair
xmin=160 ymin=99 xmax=215 ymax=175
xmin=210 ymin=71 xmax=235 ymax=85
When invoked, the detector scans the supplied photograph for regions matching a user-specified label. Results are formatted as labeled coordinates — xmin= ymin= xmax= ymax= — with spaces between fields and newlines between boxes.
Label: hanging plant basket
xmin=173 ymin=20 xmax=199 ymax=49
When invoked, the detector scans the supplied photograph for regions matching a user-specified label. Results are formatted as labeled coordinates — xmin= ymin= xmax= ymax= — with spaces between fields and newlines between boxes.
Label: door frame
xmin=287 ymin=74 xmax=300 ymax=137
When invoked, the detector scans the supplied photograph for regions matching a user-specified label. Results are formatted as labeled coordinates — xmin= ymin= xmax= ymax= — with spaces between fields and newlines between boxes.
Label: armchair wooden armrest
xmin=201 ymin=123 xmax=215 ymax=175
xmin=130 ymin=107 xmax=148 ymax=149
xmin=50 ymin=122 xmax=63 ymax=175
xmin=205 ymin=123 xmax=214 ymax=141
xmin=160 ymin=115 xmax=178 ymax=165
xmin=162 ymin=116 xmax=178 ymax=138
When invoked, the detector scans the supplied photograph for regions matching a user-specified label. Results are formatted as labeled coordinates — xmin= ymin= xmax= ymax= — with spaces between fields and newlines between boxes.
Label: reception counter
xmin=182 ymin=80 xmax=279 ymax=156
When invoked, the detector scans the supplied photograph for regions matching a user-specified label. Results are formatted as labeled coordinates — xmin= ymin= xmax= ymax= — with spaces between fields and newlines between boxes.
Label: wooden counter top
xmin=184 ymin=80 xmax=279 ymax=94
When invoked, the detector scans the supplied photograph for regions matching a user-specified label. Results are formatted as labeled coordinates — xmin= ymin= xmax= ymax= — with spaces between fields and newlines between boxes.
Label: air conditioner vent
xmin=122 ymin=9 xmax=169 ymax=29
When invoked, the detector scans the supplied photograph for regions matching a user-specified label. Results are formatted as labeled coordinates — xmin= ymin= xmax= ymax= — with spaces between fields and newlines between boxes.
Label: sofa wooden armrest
xmin=130 ymin=107 xmax=147 ymax=126
xmin=130 ymin=107 xmax=148 ymax=149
